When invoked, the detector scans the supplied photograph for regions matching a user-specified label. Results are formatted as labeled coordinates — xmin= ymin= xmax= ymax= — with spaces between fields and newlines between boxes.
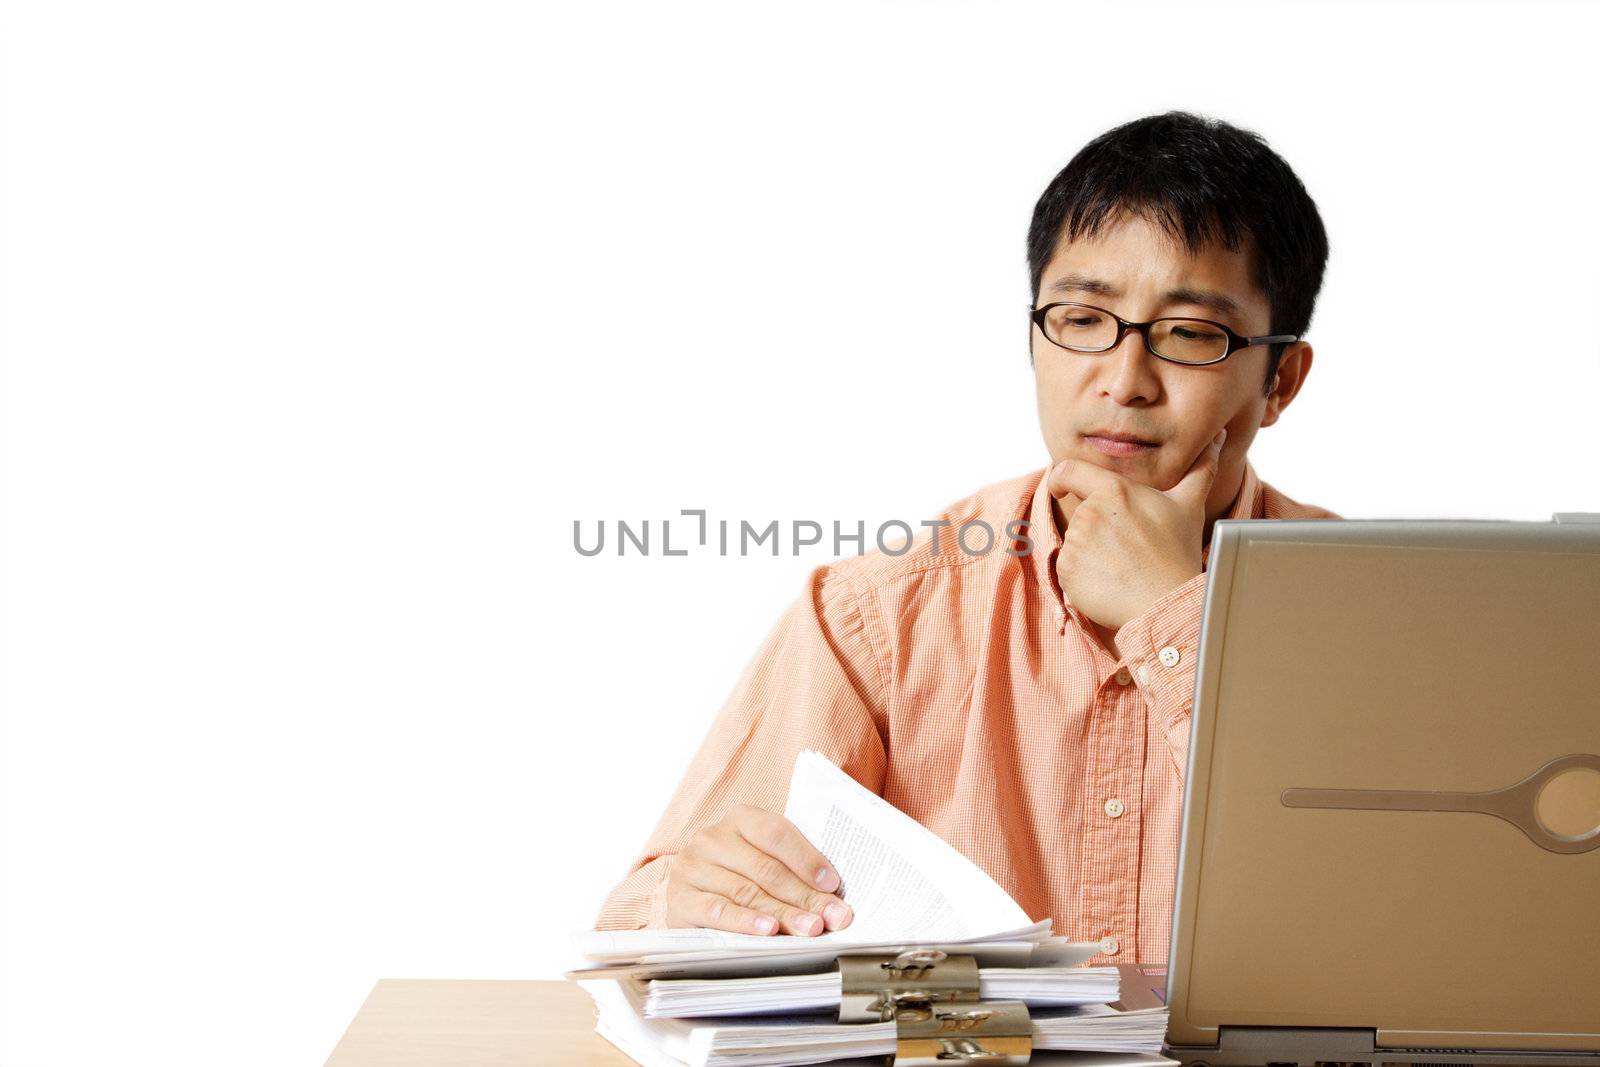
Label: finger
xmin=700 ymin=832 xmax=852 ymax=933
xmin=1053 ymin=488 xmax=1083 ymax=529
xmin=684 ymin=857 xmax=832 ymax=936
xmin=733 ymin=808 xmax=854 ymax=930
xmin=1167 ymin=428 xmax=1227 ymax=510
xmin=1048 ymin=458 xmax=1128 ymax=502
xmin=670 ymin=884 xmax=782 ymax=936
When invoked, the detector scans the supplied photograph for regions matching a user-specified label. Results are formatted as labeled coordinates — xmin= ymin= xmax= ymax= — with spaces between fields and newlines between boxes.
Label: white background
xmin=3 ymin=1 xmax=1598 ymax=1064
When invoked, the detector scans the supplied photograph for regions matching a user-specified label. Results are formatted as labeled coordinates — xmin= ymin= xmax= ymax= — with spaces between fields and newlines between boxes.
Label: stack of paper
xmin=581 ymin=976 xmax=1174 ymax=1067
xmin=570 ymin=750 xmax=1174 ymax=1067
xmin=642 ymin=964 xmax=1120 ymax=1017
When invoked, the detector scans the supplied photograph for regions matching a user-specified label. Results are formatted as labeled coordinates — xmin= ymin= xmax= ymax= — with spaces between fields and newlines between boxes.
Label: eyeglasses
xmin=1029 ymin=301 xmax=1298 ymax=366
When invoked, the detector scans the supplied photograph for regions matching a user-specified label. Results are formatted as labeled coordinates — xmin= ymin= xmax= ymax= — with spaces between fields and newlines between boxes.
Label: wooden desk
xmin=323 ymin=979 xmax=636 ymax=1066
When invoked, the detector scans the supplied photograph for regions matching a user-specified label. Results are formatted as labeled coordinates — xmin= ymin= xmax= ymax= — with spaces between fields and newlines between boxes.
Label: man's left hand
xmin=1049 ymin=428 xmax=1226 ymax=634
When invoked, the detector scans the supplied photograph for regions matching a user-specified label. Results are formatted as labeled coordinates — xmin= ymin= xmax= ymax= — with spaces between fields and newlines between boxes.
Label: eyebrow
xmin=1044 ymin=273 xmax=1242 ymax=318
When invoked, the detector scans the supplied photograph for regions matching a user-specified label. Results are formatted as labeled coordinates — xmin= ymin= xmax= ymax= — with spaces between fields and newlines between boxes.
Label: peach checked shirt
xmin=595 ymin=461 xmax=1339 ymax=964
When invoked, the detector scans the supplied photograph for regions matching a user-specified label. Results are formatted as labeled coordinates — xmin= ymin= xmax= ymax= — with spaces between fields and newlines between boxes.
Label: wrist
xmin=1115 ymin=569 xmax=1206 ymax=656
xmin=1132 ymin=566 xmax=1200 ymax=626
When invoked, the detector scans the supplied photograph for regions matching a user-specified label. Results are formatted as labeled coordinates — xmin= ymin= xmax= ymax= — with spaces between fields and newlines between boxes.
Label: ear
xmin=1259 ymin=342 xmax=1312 ymax=429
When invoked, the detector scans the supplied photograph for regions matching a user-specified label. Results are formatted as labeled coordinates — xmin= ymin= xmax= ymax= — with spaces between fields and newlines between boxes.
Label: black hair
xmin=1026 ymin=110 xmax=1329 ymax=396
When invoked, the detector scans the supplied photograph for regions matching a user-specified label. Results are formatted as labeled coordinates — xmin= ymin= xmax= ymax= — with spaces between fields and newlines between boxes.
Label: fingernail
xmin=815 ymin=867 xmax=839 ymax=892
xmin=798 ymin=912 xmax=823 ymax=935
xmin=824 ymin=902 xmax=852 ymax=929
xmin=755 ymin=916 xmax=777 ymax=935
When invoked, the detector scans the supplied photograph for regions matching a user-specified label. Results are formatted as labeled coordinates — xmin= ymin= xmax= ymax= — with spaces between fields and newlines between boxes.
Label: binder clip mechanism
xmin=837 ymin=949 xmax=1032 ymax=1065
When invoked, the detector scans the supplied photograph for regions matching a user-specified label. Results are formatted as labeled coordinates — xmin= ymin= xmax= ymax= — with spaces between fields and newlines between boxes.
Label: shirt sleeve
xmin=1113 ymin=571 xmax=1206 ymax=777
xmin=592 ymin=562 xmax=891 ymax=930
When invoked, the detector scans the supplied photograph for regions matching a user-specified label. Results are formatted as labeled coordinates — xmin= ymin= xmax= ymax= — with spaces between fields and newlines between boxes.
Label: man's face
xmin=1032 ymin=210 xmax=1311 ymax=526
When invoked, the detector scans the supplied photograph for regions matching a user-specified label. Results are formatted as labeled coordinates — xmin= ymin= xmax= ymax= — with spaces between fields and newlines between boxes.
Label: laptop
xmin=1162 ymin=512 xmax=1600 ymax=1067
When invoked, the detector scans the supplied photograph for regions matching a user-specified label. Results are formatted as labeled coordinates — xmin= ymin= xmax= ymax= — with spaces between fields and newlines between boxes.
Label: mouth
xmin=1081 ymin=430 xmax=1159 ymax=458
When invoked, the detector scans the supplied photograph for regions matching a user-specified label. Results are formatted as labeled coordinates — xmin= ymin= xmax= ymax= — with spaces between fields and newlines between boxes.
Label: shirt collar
xmin=1024 ymin=457 xmax=1263 ymax=625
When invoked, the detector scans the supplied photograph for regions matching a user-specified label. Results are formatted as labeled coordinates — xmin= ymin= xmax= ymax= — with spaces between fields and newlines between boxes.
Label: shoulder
xmin=1256 ymin=475 xmax=1343 ymax=521
xmin=821 ymin=468 xmax=1045 ymax=596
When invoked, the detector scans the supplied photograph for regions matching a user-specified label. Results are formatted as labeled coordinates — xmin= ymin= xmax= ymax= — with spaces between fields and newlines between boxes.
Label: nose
xmin=1097 ymin=324 xmax=1162 ymax=405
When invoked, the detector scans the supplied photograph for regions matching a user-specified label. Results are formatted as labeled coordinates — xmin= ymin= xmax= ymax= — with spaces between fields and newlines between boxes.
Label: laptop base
xmin=1167 ymin=1028 xmax=1600 ymax=1067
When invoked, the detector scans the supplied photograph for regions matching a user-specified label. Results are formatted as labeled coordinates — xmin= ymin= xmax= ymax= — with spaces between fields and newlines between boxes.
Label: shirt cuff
xmin=1114 ymin=571 xmax=1206 ymax=772
xmin=646 ymin=856 xmax=675 ymax=928
xmin=594 ymin=855 xmax=675 ymax=931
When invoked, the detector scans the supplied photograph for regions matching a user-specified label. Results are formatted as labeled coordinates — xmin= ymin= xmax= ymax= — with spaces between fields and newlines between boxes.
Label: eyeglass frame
xmin=1029 ymin=301 xmax=1299 ymax=367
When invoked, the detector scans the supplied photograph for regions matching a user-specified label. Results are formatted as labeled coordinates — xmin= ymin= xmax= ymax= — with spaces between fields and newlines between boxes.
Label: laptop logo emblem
xmin=1281 ymin=753 xmax=1600 ymax=854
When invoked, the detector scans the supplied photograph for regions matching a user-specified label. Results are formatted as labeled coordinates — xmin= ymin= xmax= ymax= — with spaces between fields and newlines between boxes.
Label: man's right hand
xmin=663 ymin=804 xmax=854 ymax=936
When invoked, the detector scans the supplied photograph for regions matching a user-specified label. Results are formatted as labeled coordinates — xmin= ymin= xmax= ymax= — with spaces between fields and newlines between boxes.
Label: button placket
xmin=1079 ymin=676 xmax=1143 ymax=963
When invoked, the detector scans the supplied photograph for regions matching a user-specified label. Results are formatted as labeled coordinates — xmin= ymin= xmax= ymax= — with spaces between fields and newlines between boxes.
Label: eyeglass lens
xmin=1041 ymin=304 xmax=1227 ymax=364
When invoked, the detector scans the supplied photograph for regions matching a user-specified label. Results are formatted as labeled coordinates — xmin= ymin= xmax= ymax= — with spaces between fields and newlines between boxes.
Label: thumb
xmin=1168 ymin=428 xmax=1226 ymax=512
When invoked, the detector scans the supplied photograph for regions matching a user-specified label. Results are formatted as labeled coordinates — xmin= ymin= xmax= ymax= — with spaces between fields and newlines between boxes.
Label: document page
xmin=782 ymin=749 xmax=1034 ymax=942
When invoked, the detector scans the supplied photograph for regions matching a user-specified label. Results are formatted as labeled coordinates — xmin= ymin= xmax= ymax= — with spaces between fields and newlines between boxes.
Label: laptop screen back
xmin=1166 ymin=518 xmax=1600 ymax=1052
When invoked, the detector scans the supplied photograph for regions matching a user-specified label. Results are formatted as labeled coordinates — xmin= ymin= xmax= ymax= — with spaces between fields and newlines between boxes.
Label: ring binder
xmin=838 ymin=950 xmax=982 ymax=1023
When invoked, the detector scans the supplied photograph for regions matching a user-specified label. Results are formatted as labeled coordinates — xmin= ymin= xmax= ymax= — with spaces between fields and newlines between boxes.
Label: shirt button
xmin=1103 ymin=797 xmax=1125 ymax=818
xmin=1114 ymin=667 xmax=1132 ymax=686
xmin=1100 ymin=935 xmax=1120 ymax=955
xmin=1135 ymin=666 xmax=1151 ymax=686
xmin=1158 ymin=645 xmax=1181 ymax=668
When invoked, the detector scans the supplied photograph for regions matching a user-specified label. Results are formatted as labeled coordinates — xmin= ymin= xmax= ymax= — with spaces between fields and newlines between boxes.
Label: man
xmin=594 ymin=111 xmax=1338 ymax=966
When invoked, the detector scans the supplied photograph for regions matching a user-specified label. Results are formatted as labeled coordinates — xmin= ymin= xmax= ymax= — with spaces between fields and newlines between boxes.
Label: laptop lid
xmin=1166 ymin=516 xmax=1600 ymax=1054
